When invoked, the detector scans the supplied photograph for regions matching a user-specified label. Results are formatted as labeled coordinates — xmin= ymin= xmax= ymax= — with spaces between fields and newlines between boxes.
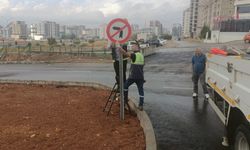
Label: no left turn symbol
xmin=106 ymin=18 xmax=132 ymax=44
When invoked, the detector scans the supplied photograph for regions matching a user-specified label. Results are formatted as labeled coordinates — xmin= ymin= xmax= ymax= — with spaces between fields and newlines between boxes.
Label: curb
xmin=0 ymin=61 xmax=50 ymax=64
xmin=0 ymin=79 xmax=157 ymax=150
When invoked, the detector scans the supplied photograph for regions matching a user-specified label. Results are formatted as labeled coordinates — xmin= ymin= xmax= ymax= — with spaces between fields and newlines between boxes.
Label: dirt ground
xmin=2 ymin=53 xmax=112 ymax=63
xmin=0 ymin=84 xmax=145 ymax=150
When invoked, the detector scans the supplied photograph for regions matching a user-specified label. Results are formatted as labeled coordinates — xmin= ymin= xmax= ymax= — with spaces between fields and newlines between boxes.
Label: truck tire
xmin=234 ymin=125 xmax=250 ymax=150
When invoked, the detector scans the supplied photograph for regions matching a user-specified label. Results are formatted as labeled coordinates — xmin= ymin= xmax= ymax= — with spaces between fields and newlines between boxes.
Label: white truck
xmin=206 ymin=50 xmax=250 ymax=149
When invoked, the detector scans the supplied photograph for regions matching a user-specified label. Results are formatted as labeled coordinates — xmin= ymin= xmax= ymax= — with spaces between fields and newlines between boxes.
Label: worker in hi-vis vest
xmin=119 ymin=41 xmax=145 ymax=111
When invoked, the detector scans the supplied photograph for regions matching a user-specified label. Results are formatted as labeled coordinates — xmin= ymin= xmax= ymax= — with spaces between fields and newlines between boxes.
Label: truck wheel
xmin=234 ymin=125 xmax=250 ymax=150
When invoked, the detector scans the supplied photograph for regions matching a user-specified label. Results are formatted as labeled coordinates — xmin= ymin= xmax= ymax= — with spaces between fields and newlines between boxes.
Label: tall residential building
xmin=65 ymin=25 xmax=85 ymax=38
xmin=8 ymin=21 xmax=28 ymax=39
xmin=235 ymin=0 xmax=250 ymax=19
xmin=35 ymin=21 xmax=60 ymax=39
xmin=59 ymin=25 xmax=66 ymax=38
xmin=83 ymin=28 xmax=99 ymax=39
xmin=30 ymin=24 xmax=38 ymax=39
xmin=172 ymin=24 xmax=182 ymax=39
xmin=162 ymin=27 xmax=170 ymax=35
xmin=199 ymin=0 xmax=235 ymax=30
xmin=149 ymin=20 xmax=163 ymax=36
xmin=183 ymin=8 xmax=191 ymax=38
xmin=190 ymin=0 xmax=201 ymax=38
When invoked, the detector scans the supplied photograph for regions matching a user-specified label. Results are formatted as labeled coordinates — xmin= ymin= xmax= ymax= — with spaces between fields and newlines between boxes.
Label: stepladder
xmin=103 ymin=83 xmax=131 ymax=116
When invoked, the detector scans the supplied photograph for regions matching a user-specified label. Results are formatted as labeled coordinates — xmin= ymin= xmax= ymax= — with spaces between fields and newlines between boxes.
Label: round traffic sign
xmin=106 ymin=18 xmax=132 ymax=44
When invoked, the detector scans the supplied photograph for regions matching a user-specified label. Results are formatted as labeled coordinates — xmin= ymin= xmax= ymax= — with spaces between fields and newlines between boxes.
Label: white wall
xmin=204 ymin=31 xmax=248 ymax=43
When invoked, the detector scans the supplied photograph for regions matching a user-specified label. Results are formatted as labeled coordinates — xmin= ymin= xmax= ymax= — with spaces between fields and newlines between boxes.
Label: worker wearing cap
xmin=110 ymin=43 xmax=128 ymax=87
xmin=120 ymin=41 xmax=145 ymax=111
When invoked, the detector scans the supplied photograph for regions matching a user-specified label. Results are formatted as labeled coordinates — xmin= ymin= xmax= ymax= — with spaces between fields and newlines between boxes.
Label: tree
xmin=73 ymin=39 xmax=81 ymax=45
xmin=160 ymin=34 xmax=172 ymax=40
xmin=88 ymin=39 xmax=95 ymax=53
xmin=88 ymin=39 xmax=95 ymax=44
xmin=200 ymin=25 xmax=211 ymax=39
xmin=47 ymin=38 xmax=57 ymax=46
xmin=151 ymin=34 xmax=158 ymax=40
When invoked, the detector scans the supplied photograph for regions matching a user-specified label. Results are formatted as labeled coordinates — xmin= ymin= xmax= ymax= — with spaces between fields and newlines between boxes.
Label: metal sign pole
xmin=106 ymin=18 xmax=132 ymax=121
xmin=119 ymin=44 xmax=125 ymax=120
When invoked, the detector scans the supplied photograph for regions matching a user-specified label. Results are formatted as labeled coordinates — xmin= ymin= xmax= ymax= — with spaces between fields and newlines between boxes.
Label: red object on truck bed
xmin=210 ymin=48 xmax=228 ymax=56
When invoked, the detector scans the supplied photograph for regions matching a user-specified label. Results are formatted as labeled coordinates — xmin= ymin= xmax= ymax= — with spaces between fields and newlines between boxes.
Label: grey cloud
xmin=0 ymin=0 xmax=189 ymax=28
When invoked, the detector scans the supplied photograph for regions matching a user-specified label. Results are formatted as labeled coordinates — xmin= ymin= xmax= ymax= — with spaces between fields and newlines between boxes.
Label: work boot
xmin=192 ymin=93 xmax=197 ymax=98
xmin=205 ymin=94 xmax=210 ymax=101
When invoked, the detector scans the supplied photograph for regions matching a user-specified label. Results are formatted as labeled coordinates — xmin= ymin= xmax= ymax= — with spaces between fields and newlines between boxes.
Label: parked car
xmin=147 ymin=40 xmax=162 ymax=47
xmin=127 ymin=41 xmax=149 ymax=50
xmin=127 ymin=41 xmax=137 ymax=50
xmin=158 ymin=39 xmax=167 ymax=45
xmin=244 ymin=33 xmax=250 ymax=43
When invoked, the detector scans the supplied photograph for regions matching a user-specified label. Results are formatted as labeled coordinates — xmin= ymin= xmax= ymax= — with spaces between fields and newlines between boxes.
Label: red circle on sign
xmin=106 ymin=18 xmax=132 ymax=44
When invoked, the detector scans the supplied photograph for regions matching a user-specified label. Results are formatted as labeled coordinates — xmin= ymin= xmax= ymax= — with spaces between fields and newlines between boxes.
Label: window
xmin=238 ymin=5 xmax=250 ymax=13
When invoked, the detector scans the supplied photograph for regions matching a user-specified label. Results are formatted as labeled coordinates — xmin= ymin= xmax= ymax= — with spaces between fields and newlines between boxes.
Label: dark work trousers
xmin=113 ymin=60 xmax=127 ymax=86
xmin=193 ymin=72 xmax=208 ymax=94
xmin=124 ymin=79 xmax=144 ymax=106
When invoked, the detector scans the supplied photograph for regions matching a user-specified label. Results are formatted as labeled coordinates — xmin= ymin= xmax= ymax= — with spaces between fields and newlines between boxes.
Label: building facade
xmin=199 ymin=0 xmax=235 ymax=30
xmin=172 ymin=23 xmax=182 ymax=39
xmin=190 ymin=0 xmax=201 ymax=38
xmin=149 ymin=20 xmax=163 ymax=36
xmin=235 ymin=0 xmax=250 ymax=19
xmin=35 ymin=21 xmax=60 ymax=39
xmin=8 ymin=21 xmax=28 ymax=39
xmin=65 ymin=25 xmax=85 ymax=39
xmin=183 ymin=8 xmax=191 ymax=38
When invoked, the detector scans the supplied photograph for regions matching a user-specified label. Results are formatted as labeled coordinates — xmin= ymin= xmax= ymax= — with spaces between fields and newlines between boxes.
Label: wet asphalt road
xmin=0 ymin=41 xmax=228 ymax=150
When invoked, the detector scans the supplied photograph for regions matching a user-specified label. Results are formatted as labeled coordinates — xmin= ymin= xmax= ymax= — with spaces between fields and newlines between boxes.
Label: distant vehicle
xmin=147 ymin=39 xmax=162 ymax=47
xmin=127 ymin=41 xmax=137 ymax=50
xmin=244 ymin=33 xmax=250 ymax=43
xmin=127 ymin=41 xmax=149 ymax=50
xmin=206 ymin=49 xmax=250 ymax=149
xmin=139 ymin=43 xmax=150 ymax=49
xmin=158 ymin=39 xmax=167 ymax=45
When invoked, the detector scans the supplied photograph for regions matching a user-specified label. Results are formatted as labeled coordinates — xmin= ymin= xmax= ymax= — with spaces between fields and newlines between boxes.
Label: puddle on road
xmin=0 ymin=73 xmax=18 ymax=78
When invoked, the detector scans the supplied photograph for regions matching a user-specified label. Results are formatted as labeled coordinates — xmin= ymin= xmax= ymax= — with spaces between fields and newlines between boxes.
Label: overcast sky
xmin=0 ymin=0 xmax=189 ymax=28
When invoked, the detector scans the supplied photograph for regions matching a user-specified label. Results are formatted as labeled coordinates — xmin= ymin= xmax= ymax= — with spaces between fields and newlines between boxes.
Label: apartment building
xmin=35 ymin=21 xmax=60 ymax=39
xmin=172 ymin=23 xmax=182 ymax=39
xmin=199 ymin=0 xmax=235 ymax=30
xmin=235 ymin=0 xmax=250 ymax=19
xmin=190 ymin=0 xmax=201 ymax=38
xmin=8 ymin=21 xmax=28 ymax=39
xmin=183 ymin=8 xmax=191 ymax=38
xmin=150 ymin=20 xmax=163 ymax=36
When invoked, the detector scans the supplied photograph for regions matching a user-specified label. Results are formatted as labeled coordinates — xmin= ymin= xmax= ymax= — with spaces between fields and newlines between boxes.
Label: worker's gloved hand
xmin=144 ymin=80 xmax=146 ymax=83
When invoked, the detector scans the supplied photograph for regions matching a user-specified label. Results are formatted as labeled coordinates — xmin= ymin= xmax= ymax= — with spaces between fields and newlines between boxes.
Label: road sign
xmin=106 ymin=18 xmax=132 ymax=44
xmin=106 ymin=18 xmax=132 ymax=120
